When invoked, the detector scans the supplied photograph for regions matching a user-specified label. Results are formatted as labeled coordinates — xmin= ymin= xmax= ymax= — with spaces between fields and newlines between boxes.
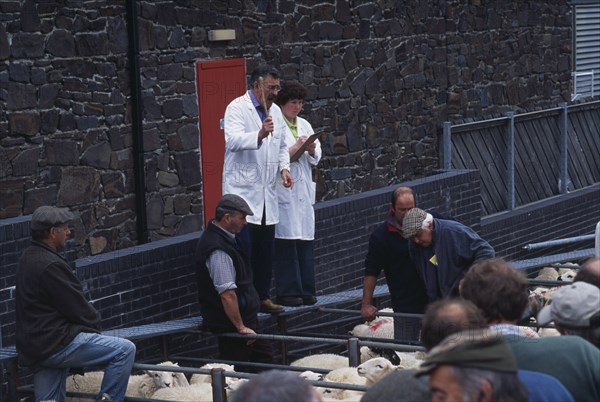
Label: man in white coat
xmin=223 ymin=64 xmax=293 ymax=313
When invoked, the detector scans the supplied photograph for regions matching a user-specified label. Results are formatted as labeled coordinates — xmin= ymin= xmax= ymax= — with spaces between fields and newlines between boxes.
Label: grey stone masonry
xmin=1 ymin=1 xmax=575 ymax=257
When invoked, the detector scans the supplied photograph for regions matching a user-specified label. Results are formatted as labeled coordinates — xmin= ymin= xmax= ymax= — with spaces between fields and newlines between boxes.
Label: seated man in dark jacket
xmin=16 ymin=206 xmax=135 ymax=402
xmin=195 ymin=194 xmax=273 ymax=372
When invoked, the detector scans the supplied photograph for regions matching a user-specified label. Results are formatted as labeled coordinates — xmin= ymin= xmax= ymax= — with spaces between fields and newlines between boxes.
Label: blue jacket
xmin=408 ymin=218 xmax=495 ymax=297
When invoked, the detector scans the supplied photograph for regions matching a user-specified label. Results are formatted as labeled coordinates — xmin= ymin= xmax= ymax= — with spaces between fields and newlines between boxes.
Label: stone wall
xmin=0 ymin=1 xmax=573 ymax=256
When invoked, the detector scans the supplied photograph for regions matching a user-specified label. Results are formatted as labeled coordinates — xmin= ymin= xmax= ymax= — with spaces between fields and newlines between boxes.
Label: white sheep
xmin=535 ymin=267 xmax=560 ymax=281
xmin=395 ymin=351 xmax=426 ymax=370
xmin=359 ymin=346 xmax=425 ymax=369
xmin=538 ymin=327 xmax=561 ymax=337
xmin=66 ymin=361 xmax=188 ymax=400
xmin=151 ymin=383 xmax=214 ymax=401
xmin=357 ymin=357 xmax=399 ymax=385
xmin=126 ymin=361 xmax=189 ymax=398
xmin=299 ymin=370 xmax=325 ymax=382
xmin=66 ymin=371 xmax=105 ymax=401
xmin=557 ymin=268 xmax=577 ymax=281
xmin=318 ymin=367 xmax=365 ymax=401
xmin=189 ymin=363 xmax=237 ymax=385
xmin=349 ymin=316 xmax=394 ymax=339
xmin=291 ymin=353 xmax=350 ymax=370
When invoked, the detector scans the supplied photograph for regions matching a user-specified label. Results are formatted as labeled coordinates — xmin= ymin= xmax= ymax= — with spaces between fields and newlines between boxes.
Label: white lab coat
xmin=222 ymin=91 xmax=290 ymax=225
xmin=275 ymin=116 xmax=321 ymax=240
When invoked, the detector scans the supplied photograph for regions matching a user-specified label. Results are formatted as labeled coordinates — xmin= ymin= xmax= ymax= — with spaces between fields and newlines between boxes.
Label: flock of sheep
xmin=61 ymin=265 xmax=575 ymax=402
xmin=63 ymin=309 xmax=424 ymax=402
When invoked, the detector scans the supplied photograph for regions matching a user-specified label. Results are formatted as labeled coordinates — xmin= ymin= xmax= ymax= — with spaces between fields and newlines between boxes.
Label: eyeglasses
xmin=266 ymin=85 xmax=281 ymax=91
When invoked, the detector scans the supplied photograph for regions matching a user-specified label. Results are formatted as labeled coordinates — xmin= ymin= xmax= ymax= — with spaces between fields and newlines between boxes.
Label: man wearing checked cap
xmin=401 ymin=207 xmax=495 ymax=302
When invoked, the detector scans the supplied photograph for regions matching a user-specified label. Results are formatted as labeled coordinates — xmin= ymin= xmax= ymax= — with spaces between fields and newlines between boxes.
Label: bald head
xmin=574 ymin=258 xmax=600 ymax=288
xmin=420 ymin=299 xmax=486 ymax=351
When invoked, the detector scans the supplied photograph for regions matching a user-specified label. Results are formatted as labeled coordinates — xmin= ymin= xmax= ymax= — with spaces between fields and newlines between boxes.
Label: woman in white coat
xmin=273 ymin=81 xmax=322 ymax=306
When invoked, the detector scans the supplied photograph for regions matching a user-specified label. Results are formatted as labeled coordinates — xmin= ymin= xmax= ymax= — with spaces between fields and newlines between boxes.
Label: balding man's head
xmin=574 ymin=257 xmax=600 ymax=288
xmin=421 ymin=299 xmax=486 ymax=351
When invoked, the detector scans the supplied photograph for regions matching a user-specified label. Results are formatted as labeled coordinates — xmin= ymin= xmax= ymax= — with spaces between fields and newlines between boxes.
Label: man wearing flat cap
xmin=195 ymin=194 xmax=274 ymax=372
xmin=418 ymin=329 xmax=529 ymax=402
xmin=16 ymin=206 xmax=136 ymax=402
xmin=402 ymin=207 xmax=494 ymax=301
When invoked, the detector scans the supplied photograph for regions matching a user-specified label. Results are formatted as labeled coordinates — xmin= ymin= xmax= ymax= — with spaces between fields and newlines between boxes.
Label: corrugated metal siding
xmin=574 ymin=4 xmax=600 ymax=98
xmin=448 ymin=102 xmax=600 ymax=216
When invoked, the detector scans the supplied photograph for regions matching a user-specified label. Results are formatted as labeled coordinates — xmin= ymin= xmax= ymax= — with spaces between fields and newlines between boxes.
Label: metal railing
xmin=441 ymin=100 xmax=600 ymax=213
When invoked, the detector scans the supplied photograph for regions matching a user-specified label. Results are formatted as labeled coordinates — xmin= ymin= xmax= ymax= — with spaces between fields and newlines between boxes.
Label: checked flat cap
xmin=401 ymin=208 xmax=428 ymax=238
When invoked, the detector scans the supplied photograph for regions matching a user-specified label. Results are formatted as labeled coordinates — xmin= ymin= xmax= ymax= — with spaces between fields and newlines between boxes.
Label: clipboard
xmin=290 ymin=132 xmax=321 ymax=163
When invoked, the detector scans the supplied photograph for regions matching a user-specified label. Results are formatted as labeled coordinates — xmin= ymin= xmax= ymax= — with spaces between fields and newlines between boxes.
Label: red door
xmin=196 ymin=58 xmax=246 ymax=227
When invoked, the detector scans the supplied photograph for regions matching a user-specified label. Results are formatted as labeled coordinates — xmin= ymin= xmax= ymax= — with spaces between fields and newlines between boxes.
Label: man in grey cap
xmin=16 ymin=206 xmax=136 ymax=402
xmin=195 ymin=194 xmax=274 ymax=372
xmin=402 ymin=207 xmax=494 ymax=301
xmin=537 ymin=281 xmax=600 ymax=348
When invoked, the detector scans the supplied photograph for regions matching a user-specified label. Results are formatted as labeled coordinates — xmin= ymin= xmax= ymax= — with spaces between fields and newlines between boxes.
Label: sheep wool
xmin=190 ymin=363 xmax=237 ymax=385
xmin=126 ymin=361 xmax=189 ymax=398
xmin=291 ymin=354 xmax=350 ymax=370
xmin=151 ymin=383 xmax=214 ymax=401
xmin=535 ymin=267 xmax=560 ymax=281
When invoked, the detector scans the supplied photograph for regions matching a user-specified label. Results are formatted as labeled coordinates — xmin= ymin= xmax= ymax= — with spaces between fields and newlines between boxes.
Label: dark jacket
xmin=15 ymin=241 xmax=100 ymax=367
xmin=195 ymin=221 xmax=260 ymax=331
xmin=364 ymin=215 xmax=429 ymax=313
xmin=409 ymin=218 xmax=495 ymax=297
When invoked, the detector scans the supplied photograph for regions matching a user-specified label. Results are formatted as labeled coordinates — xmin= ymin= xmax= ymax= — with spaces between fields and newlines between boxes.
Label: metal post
xmin=522 ymin=234 xmax=595 ymax=250
xmin=442 ymin=122 xmax=452 ymax=170
xmin=559 ymin=102 xmax=569 ymax=194
xmin=347 ymin=337 xmax=360 ymax=367
xmin=211 ymin=368 xmax=227 ymax=402
xmin=506 ymin=112 xmax=515 ymax=210
xmin=596 ymin=221 xmax=600 ymax=258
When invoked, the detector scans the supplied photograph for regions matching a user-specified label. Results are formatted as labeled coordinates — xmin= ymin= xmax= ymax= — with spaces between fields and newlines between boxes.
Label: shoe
xmin=302 ymin=296 xmax=317 ymax=305
xmin=260 ymin=299 xmax=284 ymax=313
xmin=276 ymin=296 xmax=304 ymax=307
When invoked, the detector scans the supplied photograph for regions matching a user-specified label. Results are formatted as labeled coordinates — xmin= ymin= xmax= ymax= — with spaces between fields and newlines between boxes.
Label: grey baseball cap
xmin=31 ymin=206 xmax=75 ymax=230
xmin=537 ymin=281 xmax=600 ymax=327
xmin=217 ymin=194 xmax=254 ymax=216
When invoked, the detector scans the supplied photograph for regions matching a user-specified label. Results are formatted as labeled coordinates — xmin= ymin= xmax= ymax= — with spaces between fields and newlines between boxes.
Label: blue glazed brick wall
xmin=2 ymin=173 xmax=597 ymax=352
xmin=481 ymin=184 xmax=600 ymax=261
xmin=313 ymin=169 xmax=482 ymax=295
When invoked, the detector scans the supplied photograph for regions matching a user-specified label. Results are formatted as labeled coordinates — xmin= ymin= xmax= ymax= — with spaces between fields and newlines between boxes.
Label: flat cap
xmin=217 ymin=194 xmax=254 ymax=216
xmin=417 ymin=329 xmax=518 ymax=375
xmin=31 ymin=206 xmax=75 ymax=230
xmin=401 ymin=207 xmax=428 ymax=238
xmin=537 ymin=281 xmax=600 ymax=328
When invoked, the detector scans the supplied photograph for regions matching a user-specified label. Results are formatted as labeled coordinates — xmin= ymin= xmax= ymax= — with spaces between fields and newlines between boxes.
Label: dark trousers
xmin=393 ymin=315 xmax=422 ymax=342
xmin=215 ymin=320 xmax=274 ymax=373
xmin=273 ymin=239 xmax=316 ymax=297
xmin=237 ymin=221 xmax=275 ymax=300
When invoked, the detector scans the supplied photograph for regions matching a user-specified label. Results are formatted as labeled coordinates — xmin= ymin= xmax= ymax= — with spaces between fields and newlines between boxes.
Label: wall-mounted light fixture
xmin=208 ymin=29 xmax=236 ymax=42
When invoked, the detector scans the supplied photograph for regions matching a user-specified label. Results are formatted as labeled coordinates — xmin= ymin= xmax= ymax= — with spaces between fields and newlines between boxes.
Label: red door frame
xmin=196 ymin=58 xmax=246 ymax=227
